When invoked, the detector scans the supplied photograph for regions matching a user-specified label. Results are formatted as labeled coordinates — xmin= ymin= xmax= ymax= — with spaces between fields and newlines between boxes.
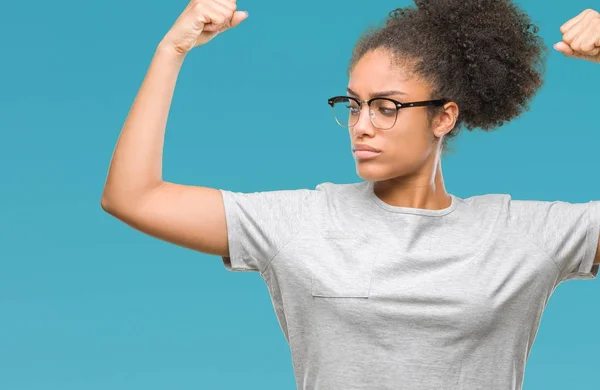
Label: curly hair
xmin=349 ymin=0 xmax=549 ymax=154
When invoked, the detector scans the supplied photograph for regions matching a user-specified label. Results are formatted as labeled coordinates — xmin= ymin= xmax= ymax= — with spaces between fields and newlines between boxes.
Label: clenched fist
xmin=160 ymin=0 xmax=248 ymax=56
xmin=554 ymin=8 xmax=600 ymax=63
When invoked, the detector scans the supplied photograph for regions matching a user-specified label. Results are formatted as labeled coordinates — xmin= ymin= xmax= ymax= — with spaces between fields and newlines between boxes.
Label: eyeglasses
xmin=327 ymin=96 xmax=449 ymax=130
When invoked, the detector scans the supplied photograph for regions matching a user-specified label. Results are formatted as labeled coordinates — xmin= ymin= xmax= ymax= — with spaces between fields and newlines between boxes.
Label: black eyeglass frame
xmin=327 ymin=95 xmax=449 ymax=129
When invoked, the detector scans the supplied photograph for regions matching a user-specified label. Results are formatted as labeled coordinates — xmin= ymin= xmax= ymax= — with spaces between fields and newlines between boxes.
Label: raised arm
xmin=100 ymin=0 xmax=248 ymax=256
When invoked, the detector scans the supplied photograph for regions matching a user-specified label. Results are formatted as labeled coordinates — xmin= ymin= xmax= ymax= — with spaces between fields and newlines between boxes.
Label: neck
xmin=373 ymin=155 xmax=451 ymax=210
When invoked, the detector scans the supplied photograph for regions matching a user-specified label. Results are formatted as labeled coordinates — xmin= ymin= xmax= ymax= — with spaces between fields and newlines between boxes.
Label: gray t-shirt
xmin=219 ymin=180 xmax=600 ymax=390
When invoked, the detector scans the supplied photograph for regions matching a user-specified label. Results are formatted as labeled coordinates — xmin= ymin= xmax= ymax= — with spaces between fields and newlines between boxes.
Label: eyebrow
xmin=346 ymin=87 xmax=407 ymax=98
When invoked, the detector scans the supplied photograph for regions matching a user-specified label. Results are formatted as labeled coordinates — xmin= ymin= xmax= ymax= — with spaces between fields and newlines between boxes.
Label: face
xmin=347 ymin=49 xmax=454 ymax=182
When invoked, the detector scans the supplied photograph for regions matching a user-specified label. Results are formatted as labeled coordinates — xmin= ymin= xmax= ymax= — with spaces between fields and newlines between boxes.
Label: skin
xmin=555 ymin=8 xmax=600 ymax=264
xmin=102 ymin=1 xmax=600 ymax=263
xmin=346 ymin=7 xmax=600 ymax=261
xmin=554 ymin=8 xmax=600 ymax=63
xmin=347 ymin=48 xmax=459 ymax=211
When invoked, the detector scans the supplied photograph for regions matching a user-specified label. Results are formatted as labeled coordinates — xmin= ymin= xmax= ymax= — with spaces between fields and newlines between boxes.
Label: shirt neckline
xmin=364 ymin=180 xmax=458 ymax=216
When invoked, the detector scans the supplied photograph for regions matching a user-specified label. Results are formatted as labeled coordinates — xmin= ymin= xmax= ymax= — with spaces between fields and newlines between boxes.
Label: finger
xmin=579 ymin=35 xmax=600 ymax=56
xmin=560 ymin=9 xmax=590 ymax=34
xmin=210 ymin=0 xmax=247 ymax=29
xmin=570 ymin=14 xmax=600 ymax=52
xmin=554 ymin=41 xmax=575 ymax=56
xmin=209 ymin=0 xmax=235 ymax=17
xmin=213 ymin=0 xmax=237 ymax=11
xmin=572 ymin=29 xmax=599 ymax=54
xmin=195 ymin=4 xmax=226 ymax=26
xmin=210 ymin=1 xmax=240 ymax=30
xmin=553 ymin=41 xmax=593 ymax=60
xmin=562 ymin=15 xmax=592 ymax=45
xmin=585 ymin=47 xmax=600 ymax=56
xmin=230 ymin=10 xmax=248 ymax=28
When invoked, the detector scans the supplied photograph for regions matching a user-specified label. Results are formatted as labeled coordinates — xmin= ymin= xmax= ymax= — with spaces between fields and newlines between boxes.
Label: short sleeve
xmin=507 ymin=197 xmax=600 ymax=282
xmin=219 ymin=187 xmax=322 ymax=274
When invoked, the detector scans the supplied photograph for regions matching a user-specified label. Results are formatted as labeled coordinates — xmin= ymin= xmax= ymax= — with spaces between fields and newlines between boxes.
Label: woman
xmin=101 ymin=0 xmax=600 ymax=388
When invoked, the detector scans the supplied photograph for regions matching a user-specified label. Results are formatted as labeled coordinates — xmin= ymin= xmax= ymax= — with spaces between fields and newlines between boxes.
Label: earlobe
xmin=432 ymin=123 xmax=450 ymax=139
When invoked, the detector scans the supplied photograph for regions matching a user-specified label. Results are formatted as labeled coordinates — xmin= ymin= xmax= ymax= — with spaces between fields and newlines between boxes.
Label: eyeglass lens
xmin=332 ymin=98 xmax=397 ymax=129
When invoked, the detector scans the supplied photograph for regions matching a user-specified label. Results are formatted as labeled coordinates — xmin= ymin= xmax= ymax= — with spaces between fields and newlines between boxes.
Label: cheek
xmin=382 ymin=127 xmax=433 ymax=170
xmin=390 ymin=121 xmax=431 ymax=152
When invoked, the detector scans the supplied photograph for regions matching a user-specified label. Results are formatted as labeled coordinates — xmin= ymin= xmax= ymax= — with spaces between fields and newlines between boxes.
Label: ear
xmin=432 ymin=103 xmax=459 ymax=138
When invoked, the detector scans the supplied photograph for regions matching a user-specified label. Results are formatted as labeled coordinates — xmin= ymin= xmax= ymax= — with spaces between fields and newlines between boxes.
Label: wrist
xmin=156 ymin=40 xmax=188 ymax=63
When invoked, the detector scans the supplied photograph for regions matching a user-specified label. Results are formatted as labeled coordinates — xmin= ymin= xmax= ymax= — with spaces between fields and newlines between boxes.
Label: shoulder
xmin=314 ymin=180 xmax=365 ymax=194
xmin=453 ymin=192 xmax=510 ymax=221
xmin=456 ymin=192 xmax=510 ymax=207
xmin=313 ymin=180 xmax=369 ymax=205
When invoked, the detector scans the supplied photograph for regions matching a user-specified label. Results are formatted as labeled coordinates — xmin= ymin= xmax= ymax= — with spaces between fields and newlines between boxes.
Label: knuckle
xmin=212 ymin=10 xmax=225 ymax=21
xmin=192 ymin=2 xmax=204 ymax=13
xmin=220 ymin=0 xmax=236 ymax=10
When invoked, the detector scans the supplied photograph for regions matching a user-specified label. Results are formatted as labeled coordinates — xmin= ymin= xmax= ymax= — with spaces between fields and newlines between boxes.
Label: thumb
xmin=554 ymin=41 xmax=595 ymax=61
xmin=230 ymin=10 xmax=248 ymax=28
xmin=554 ymin=41 xmax=575 ymax=56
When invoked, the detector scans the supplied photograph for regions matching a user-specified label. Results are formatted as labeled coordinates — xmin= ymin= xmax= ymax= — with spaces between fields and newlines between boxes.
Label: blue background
xmin=1 ymin=0 xmax=599 ymax=388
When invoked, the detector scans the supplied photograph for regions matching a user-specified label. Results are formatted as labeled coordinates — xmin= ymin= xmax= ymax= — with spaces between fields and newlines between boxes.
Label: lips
xmin=352 ymin=143 xmax=381 ymax=152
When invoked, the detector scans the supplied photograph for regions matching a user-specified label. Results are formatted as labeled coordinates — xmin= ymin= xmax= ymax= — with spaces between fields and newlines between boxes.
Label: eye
xmin=374 ymin=100 xmax=398 ymax=117
xmin=346 ymin=100 xmax=360 ymax=116
xmin=378 ymin=108 xmax=397 ymax=117
xmin=349 ymin=107 xmax=360 ymax=116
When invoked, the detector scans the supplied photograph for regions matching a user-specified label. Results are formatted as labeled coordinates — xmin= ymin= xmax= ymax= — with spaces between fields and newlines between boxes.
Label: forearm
xmin=101 ymin=43 xmax=186 ymax=211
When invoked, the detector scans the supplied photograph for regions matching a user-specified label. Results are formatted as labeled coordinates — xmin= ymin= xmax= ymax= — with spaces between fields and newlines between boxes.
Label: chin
xmin=356 ymin=164 xmax=394 ymax=182
xmin=356 ymin=159 xmax=414 ymax=182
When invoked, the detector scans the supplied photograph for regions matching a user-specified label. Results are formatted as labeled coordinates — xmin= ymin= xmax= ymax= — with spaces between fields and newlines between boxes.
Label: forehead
xmin=348 ymin=49 xmax=427 ymax=97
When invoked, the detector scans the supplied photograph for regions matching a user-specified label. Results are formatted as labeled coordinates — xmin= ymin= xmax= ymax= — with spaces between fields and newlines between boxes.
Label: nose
xmin=351 ymin=103 xmax=376 ymax=137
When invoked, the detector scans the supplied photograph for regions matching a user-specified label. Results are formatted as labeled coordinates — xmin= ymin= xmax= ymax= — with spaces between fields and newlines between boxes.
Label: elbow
xmin=100 ymin=182 xmax=161 ymax=217
xmin=100 ymin=191 xmax=118 ymax=216
xmin=100 ymin=184 xmax=129 ymax=216
xmin=100 ymin=191 xmax=134 ymax=221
